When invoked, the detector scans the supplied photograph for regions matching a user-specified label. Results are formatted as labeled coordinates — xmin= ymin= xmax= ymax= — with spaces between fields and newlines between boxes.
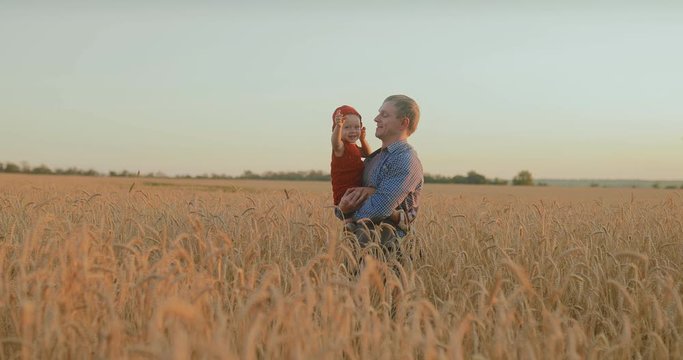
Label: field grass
xmin=1 ymin=174 xmax=682 ymax=359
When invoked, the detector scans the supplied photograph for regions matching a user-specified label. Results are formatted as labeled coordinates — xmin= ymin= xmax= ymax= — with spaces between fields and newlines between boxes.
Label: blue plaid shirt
xmin=347 ymin=140 xmax=423 ymax=233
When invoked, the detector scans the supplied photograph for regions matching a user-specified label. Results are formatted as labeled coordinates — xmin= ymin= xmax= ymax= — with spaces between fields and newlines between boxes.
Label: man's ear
xmin=400 ymin=117 xmax=409 ymax=131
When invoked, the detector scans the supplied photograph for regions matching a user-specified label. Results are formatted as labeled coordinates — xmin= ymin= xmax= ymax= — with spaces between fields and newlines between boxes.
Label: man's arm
xmin=353 ymin=153 xmax=422 ymax=223
xmin=337 ymin=187 xmax=375 ymax=215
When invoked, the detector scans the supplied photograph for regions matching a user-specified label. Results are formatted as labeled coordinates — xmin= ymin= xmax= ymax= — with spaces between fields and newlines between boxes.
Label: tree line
xmin=0 ymin=161 xmax=535 ymax=185
xmin=0 ymin=162 xmax=100 ymax=176
xmin=424 ymin=170 xmax=534 ymax=186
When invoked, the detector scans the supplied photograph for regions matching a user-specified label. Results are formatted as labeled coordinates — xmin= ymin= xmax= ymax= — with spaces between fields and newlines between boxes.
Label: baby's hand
xmin=334 ymin=110 xmax=345 ymax=127
xmin=360 ymin=126 xmax=366 ymax=140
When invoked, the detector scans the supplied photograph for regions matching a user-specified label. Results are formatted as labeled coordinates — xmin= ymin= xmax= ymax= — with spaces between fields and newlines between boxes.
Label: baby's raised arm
xmin=331 ymin=110 xmax=346 ymax=157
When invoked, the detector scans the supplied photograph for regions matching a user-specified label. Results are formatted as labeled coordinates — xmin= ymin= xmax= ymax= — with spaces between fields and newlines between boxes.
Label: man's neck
xmin=381 ymin=134 xmax=408 ymax=149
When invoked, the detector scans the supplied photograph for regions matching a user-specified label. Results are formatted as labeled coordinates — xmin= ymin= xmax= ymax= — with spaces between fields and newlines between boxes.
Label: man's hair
xmin=384 ymin=94 xmax=420 ymax=135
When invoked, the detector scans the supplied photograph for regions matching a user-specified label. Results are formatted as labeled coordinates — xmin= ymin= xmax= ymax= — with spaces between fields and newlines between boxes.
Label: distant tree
xmin=489 ymin=177 xmax=509 ymax=185
xmin=109 ymin=170 xmax=134 ymax=177
xmin=466 ymin=170 xmax=486 ymax=184
xmin=512 ymin=170 xmax=534 ymax=186
xmin=31 ymin=164 xmax=53 ymax=174
xmin=306 ymin=170 xmax=328 ymax=181
xmin=62 ymin=167 xmax=78 ymax=175
xmin=4 ymin=162 xmax=20 ymax=173
xmin=424 ymin=173 xmax=451 ymax=184
xmin=0 ymin=162 xmax=4 ymax=172
xmin=241 ymin=170 xmax=259 ymax=179
xmin=424 ymin=171 xmax=507 ymax=185
xmin=452 ymin=175 xmax=467 ymax=184
xmin=652 ymin=183 xmax=660 ymax=189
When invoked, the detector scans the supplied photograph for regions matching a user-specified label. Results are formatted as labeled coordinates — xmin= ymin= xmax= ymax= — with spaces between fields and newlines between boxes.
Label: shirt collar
xmin=385 ymin=139 xmax=409 ymax=153
xmin=366 ymin=140 xmax=410 ymax=159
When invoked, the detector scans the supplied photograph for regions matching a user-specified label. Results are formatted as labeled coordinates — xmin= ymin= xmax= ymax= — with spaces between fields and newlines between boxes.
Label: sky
xmin=1 ymin=1 xmax=682 ymax=180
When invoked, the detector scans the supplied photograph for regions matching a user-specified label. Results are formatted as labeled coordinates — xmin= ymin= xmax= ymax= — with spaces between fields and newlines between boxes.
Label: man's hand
xmin=360 ymin=126 xmax=366 ymax=140
xmin=338 ymin=187 xmax=375 ymax=214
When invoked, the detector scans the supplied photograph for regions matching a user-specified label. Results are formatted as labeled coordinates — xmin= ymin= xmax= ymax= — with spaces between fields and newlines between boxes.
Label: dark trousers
xmin=344 ymin=221 xmax=403 ymax=261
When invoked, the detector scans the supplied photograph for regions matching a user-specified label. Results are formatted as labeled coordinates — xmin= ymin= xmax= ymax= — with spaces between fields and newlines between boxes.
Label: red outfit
xmin=331 ymin=141 xmax=364 ymax=205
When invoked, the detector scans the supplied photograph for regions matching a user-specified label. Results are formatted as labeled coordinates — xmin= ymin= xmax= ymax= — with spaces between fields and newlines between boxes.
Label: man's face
xmin=374 ymin=101 xmax=405 ymax=140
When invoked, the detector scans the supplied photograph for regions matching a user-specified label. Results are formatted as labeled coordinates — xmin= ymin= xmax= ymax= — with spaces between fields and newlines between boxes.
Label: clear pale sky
xmin=2 ymin=1 xmax=681 ymax=180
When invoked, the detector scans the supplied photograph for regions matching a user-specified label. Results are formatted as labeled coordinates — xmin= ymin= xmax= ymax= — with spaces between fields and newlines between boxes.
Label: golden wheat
xmin=0 ymin=174 xmax=681 ymax=359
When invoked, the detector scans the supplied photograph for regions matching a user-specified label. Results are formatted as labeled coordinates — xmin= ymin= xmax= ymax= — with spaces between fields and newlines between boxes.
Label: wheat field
xmin=1 ymin=174 xmax=682 ymax=359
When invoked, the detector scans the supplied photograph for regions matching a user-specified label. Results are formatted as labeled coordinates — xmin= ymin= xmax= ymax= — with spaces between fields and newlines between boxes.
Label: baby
xmin=330 ymin=105 xmax=370 ymax=206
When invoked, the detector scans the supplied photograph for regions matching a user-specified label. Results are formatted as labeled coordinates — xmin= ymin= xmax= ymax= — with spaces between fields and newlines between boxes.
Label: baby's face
xmin=341 ymin=115 xmax=362 ymax=143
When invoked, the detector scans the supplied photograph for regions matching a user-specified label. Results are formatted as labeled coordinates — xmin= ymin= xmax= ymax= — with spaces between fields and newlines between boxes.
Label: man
xmin=336 ymin=94 xmax=423 ymax=254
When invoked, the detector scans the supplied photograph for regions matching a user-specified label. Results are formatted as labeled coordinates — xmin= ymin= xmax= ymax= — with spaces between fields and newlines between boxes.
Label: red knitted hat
xmin=332 ymin=105 xmax=362 ymax=130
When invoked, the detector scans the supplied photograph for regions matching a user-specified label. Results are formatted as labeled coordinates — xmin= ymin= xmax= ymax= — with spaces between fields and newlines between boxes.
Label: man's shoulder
xmin=388 ymin=142 xmax=421 ymax=162
xmin=384 ymin=145 xmax=423 ymax=178
xmin=385 ymin=140 xmax=412 ymax=152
